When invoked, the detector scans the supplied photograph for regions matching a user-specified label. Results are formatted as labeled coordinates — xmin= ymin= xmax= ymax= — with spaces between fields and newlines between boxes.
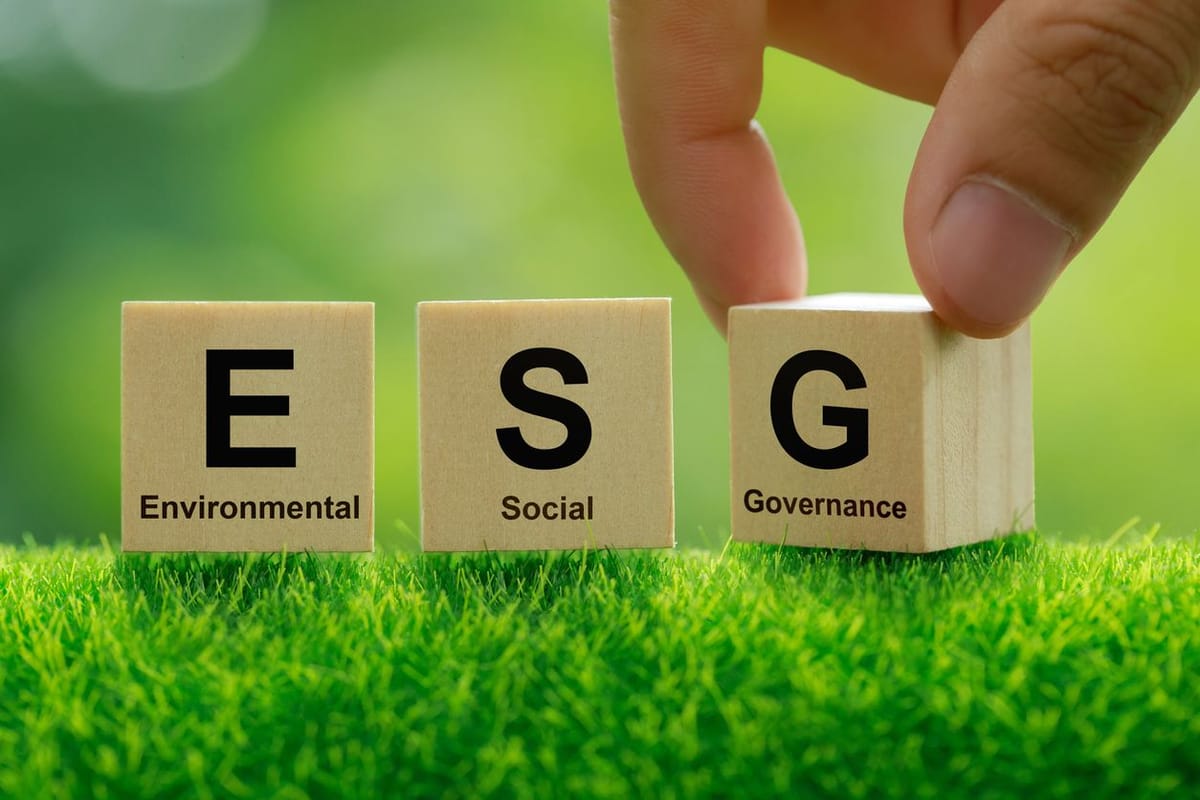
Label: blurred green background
xmin=1 ymin=1 xmax=1197 ymax=549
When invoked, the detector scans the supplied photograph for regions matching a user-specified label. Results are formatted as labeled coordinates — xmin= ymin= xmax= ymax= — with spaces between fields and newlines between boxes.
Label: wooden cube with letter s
xmin=729 ymin=294 xmax=1034 ymax=553
xmin=121 ymin=302 xmax=374 ymax=552
xmin=417 ymin=298 xmax=674 ymax=551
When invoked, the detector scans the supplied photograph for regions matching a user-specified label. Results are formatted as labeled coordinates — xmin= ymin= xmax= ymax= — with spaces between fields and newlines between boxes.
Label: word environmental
xmin=139 ymin=494 xmax=363 ymax=522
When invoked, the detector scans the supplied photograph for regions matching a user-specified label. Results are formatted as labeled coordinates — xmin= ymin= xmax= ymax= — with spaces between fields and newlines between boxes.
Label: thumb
xmin=906 ymin=0 xmax=1200 ymax=337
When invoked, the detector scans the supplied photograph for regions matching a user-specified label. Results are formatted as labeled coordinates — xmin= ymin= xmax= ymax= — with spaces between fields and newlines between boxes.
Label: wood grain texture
xmin=418 ymin=298 xmax=674 ymax=552
xmin=728 ymin=293 xmax=1033 ymax=553
xmin=121 ymin=302 xmax=374 ymax=552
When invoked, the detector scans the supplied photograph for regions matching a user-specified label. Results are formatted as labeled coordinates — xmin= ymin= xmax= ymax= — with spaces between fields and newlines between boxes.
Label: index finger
xmin=610 ymin=0 xmax=806 ymax=331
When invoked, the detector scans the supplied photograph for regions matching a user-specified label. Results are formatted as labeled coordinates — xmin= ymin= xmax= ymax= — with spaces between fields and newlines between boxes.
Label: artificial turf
xmin=1 ymin=529 xmax=1197 ymax=798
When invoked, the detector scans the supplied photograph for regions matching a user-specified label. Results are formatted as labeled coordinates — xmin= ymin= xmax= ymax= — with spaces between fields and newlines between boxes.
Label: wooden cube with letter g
xmin=417 ymin=298 xmax=674 ymax=551
xmin=729 ymin=294 xmax=1033 ymax=552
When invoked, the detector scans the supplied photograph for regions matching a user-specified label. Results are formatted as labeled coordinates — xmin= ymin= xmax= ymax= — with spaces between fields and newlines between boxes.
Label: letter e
xmin=206 ymin=349 xmax=297 ymax=468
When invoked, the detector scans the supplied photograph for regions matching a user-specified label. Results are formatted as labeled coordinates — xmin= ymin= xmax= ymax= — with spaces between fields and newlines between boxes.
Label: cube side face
xmin=729 ymin=304 xmax=928 ymax=551
xmin=1001 ymin=325 xmax=1035 ymax=532
xmin=930 ymin=322 xmax=1034 ymax=549
xmin=417 ymin=298 xmax=674 ymax=552
xmin=121 ymin=302 xmax=375 ymax=552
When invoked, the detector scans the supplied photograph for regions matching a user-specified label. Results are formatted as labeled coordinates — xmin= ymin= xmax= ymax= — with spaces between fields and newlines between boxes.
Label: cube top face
xmin=121 ymin=302 xmax=374 ymax=552
xmin=418 ymin=298 xmax=674 ymax=552
xmin=729 ymin=301 xmax=929 ymax=551
xmin=729 ymin=293 xmax=1033 ymax=553
xmin=745 ymin=293 xmax=934 ymax=313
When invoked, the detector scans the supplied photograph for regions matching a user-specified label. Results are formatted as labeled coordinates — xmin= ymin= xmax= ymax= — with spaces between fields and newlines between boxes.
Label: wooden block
xmin=729 ymin=293 xmax=1033 ymax=553
xmin=418 ymin=298 xmax=674 ymax=551
xmin=121 ymin=302 xmax=374 ymax=552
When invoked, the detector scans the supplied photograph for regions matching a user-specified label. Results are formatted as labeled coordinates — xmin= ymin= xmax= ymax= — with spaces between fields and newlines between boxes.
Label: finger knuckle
xmin=1017 ymin=5 xmax=1198 ymax=161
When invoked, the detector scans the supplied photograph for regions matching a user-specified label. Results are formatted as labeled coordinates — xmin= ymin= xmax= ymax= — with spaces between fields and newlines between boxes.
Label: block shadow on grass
xmin=110 ymin=532 xmax=1040 ymax=614
xmin=113 ymin=550 xmax=370 ymax=612
xmin=112 ymin=545 xmax=676 ymax=612
xmin=413 ymin=547 xmax=678 ymax=609
xmin=725 ymin=529 xmax=1041 ymax=583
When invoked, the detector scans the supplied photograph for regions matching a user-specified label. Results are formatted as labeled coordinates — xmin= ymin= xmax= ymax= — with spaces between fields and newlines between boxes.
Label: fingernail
xmin=931 ymin=179 xmax=1073 ymax=329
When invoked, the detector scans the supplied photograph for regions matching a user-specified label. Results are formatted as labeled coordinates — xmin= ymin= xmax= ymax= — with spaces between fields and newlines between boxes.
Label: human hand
xmin=609 ymin=0 xmax=1200 ymax=337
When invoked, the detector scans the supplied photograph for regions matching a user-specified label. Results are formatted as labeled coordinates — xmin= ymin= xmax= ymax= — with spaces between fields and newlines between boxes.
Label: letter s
xmin=501 ymin=495 xmax=521 ymax=520
xmin=770 ymin=349 xmax=868 ymax=470
xmin=496 ymin=347 xmax=592 ymax=470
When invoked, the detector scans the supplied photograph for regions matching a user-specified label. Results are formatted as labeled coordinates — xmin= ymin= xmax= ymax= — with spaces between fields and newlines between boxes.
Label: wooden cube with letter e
xmin=121 ymin=302 xmax=374 ymax=552
xmin=418 ymin=298 xmax=674 ymax=551
xmin=729 ymin=294 xmax=1033 ymax=552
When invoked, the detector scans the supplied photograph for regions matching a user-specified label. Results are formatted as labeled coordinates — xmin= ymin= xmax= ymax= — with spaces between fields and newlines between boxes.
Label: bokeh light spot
xmin=0 ymin=0 xmax=55 ymax=62
xmin=52 ymin=0 xmax=267 ymax=93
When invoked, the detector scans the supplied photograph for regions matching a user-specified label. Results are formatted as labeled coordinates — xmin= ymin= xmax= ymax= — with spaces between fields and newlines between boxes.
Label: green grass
xmin=1 ymin=531 xmax=1198 ymax=799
